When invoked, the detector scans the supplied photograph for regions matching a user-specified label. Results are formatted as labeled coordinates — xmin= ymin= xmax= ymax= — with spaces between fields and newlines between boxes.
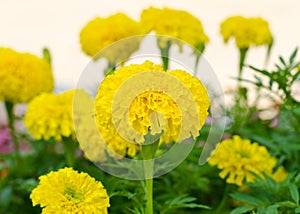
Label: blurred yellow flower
xmin=30 ymin=167 xmax=110 ymax=214
xmin=80 ymin=13 xmax=143 ymax=64
xmin=24 ymin=90 xmax=76 ymax=141
xmin=141 ymin=7 xmax=209 ymax=50
xmin=220 ymin=16 xmax=273 ymax=49
xmin=0 ymin=48 xmax=54 ymax=104
xmin=208 ymin=135 xmax=288 ymax=186
xmin=94 ymin=60 xmax=210 ymax=158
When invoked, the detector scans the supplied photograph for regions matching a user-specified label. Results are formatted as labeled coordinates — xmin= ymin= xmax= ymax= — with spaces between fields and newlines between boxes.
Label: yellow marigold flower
xmin=208 ymin=135 xmax=287 ymax=186
xmin=0 ymin=48 xmax=54 ymax=103
xmin=94 ymin=60 xmax=210 ymax=158
xmin=80 ymin=13 xmax=143 ymax=63
xmin=24 ymin=90 xmax=76 ymax=141
xmin=30 ymin=167 xmax=110 ymax=214
xmin=220 ymin=16 xmax=273 ymax=49
xmin=141 ymin=7 xmax=209 ymax=49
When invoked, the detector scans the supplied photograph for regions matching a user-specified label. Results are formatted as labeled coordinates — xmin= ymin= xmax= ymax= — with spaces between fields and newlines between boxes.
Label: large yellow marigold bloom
xmin=0 ymin=48 xmax=54 ymax=103
xmin=80 ymin=13 xmax=143 ymax=63
xmin=24 ymin=90 xmax=76 ymax=141
xmin=220 ymin=16 xmax=273 ymax=49
xmin=208 ymin=135 xmax=288 ymax=186
xmin=30 ymin=167 xmax=110 ymax=214
xmin=141 ymin=7 xmax=209 ymax=49
xmin=94 ymin=60 xmax=210 ymax=158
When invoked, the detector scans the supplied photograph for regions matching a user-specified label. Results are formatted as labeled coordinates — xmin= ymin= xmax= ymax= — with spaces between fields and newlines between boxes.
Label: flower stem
xmin=104 ymin=62 xmax=116 ymax=76
xmin=158 ymin=40 xmax=171 ymax=70
xmin=4 ymin=101 xmax=20 ymax=160
xmin=62 ymin=137 xmax=77 ymax=167
xmin=238 ymin=48 xmax=248 ymax=79
xmin=215 ymin=184 xmax=229 ymax=213
xmin=142 ymin=139 xmax=159 ymax=214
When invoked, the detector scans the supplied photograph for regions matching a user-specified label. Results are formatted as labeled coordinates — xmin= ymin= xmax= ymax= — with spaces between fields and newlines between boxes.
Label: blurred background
xmin=0 ymin=0 xmax=299 ymax=121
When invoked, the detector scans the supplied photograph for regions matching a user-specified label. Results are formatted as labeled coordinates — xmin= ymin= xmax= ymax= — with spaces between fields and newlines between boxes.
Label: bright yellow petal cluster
xmin=94 ymin=60 xmax=210 ymax=159
xmin=208 ymin=135 xmax=288 ymax=186
xmin=80 ymin=13 xmax=143 ymax=63
xmin=141 ymin=7 xmax=209 ymax=49
xmin=30 ymin=167 xmax=110 ymax=214
xmin=24 ymin=90 xmax=76 ymax=141
xmin=0 ymin=48 xmax=54 ymax=104
xmin=220 ymin=16 xmax=273 ymax=49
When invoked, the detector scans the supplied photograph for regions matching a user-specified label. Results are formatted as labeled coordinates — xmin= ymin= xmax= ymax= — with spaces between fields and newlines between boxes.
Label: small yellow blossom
xmin=80 ymin=13 xmax=143 ymax=63
xmin=141 ymin=7 xmax=209 ymax=50
xmin=220 ymin=16 xmax=273 ymax=49
xmin=208 ymin=135 xmax=288 ymax=186
xmin=0 ymin=48 xmax=54 ymax=103
xmin=24 ymin=90 xmax=76 ymax=141
xmin=94 ymin=60 xmax=210 ymax=159
xmin=30 ymin=167 xmax=110 ymax=214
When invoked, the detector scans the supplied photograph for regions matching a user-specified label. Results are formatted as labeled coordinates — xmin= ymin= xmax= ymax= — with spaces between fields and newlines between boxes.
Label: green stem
xmin=62 ymin=137 xmax=77 ymax=167
xmin=4 ymin=101 xmax=19 ymax=160
xmin=215 ymin=184 xmax=229 ymax=213
xmin=104 ymin=62 xmax=116 ymax=76
xmin=158 ymin=40 xmax=171 ymax=71
xmin=194 ymin=43 xmax=205 ymax=75
xmin=239 ymin=48 xmax=248 ymax=79
xmin=142 ymin=139 xmax=159 ymax=214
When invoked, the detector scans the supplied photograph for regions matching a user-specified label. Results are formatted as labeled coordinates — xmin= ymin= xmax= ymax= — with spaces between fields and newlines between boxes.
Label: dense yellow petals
xmin=0 ymin=48 xmax=54 ymax=104
xmin=80 ymin=13 xmax=143 ymax=63
xmin=30 ymin=167 xmax=110 ymax=213
xmin=220 ymin=16 xmax=273 ymax=49
xmin=24 ymin=90 xmax=76 ymax=141
xmin=208 ymin=135 xmax=288 ymax=186
xmin=94 ymin=61 xmax=210 ymax=159
xmin=141 ymin=7 xmax=209 ymax=49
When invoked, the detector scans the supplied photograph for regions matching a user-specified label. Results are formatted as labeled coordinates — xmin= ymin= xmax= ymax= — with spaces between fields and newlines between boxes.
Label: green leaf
xmin=230 ymin=206 xmax=254 ymax=214
xmin=279 ymin=56 xmax=287 ymax=66
xmin=0 ymin=186 xmax=12 ymax=207
xmin=295 ymin=207 xmax=300 ymax=213
xmin=230 ymin=192 xmax=265 ymax=206
xmin=265 ymin=205 xmax=279 ymax=214
xmin=276 ymin=201 xmax=298 ymax=208
xmin=290 ymin=183 xmax=299 ymax=204
xmin=289 ymin=47 xmax=298 ymax=64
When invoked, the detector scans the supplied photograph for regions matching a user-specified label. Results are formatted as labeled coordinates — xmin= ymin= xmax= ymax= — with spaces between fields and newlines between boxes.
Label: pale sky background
xmin=0 ymin=0 xmax=300 ymax=122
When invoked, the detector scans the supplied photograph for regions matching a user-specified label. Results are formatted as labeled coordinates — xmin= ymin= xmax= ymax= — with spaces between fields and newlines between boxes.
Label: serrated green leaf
xmin=290 ymin=183 xmax=299 ymax=204
xmin=230 ymin=206 xmax=254 ymax=214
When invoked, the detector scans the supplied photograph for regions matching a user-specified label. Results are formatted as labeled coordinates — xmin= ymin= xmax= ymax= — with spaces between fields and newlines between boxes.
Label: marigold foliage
xmin=0 ymin=48 xmax=54 ymax=103
xmin=208 ymin=135 xmax=288 ymax=186
xmin=30 ymin=167 xmax=110 ymax=214
xmin=80 ymin=13 xmax=143 ymax=63
xmin=141 ymin=7 xmax=209 ymax=50
xmin=94 ymin=61 xmax=210 ymax=159
xmin=24 ymin=90 xmax=76 ymax=141
xmin=220 ymin=16 xmax=273 ymax=49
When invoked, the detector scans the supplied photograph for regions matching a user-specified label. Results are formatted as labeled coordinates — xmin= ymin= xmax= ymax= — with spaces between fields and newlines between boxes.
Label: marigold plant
xmin=30 ymin=167 xmax=110 ymax=213
xmin=208 ymin=135 xmax=288 ymax=186
xmin=24 ymin=90 xmax=76 ymax=141
xmin=94 ymin=60 xmax=210 ymax=159
xmin=80 ymin=13 xmax=143 ymax=65
xmin=141 ymin=7 xmax=209 ymax=50
xmin=0 ymin=48 xmax=54 ymax=104
xmin=220 ymin=16 xmax=273 ymax=49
